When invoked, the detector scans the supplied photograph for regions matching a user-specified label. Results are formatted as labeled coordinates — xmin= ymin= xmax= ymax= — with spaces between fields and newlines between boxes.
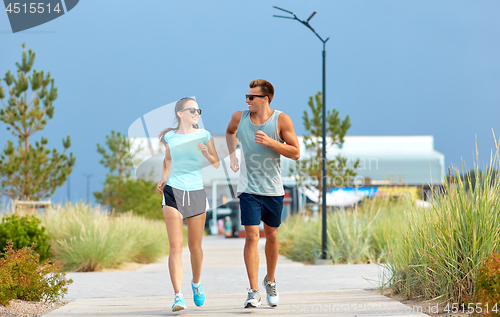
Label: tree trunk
xmin=23 ymin=85 xmax=29 ymax=201
xmin=117 ymin=166 xmax=123 ymax=211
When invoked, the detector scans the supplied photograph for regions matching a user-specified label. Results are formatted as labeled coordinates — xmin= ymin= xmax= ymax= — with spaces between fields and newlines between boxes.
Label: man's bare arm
xmin=254 ymin=113 xmax=300 ymax=160
xmin=226 ymin=111 xmax=242 ymax=172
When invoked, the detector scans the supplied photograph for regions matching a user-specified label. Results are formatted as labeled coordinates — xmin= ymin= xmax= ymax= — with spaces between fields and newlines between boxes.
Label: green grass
xmin=281 ymin=139 xmax=500 ymax=306
xmin=279 ymin=197 xmax=408 ymax=264
xmin=386 ymin=141 xmax=500 ymax=304
xmin=278 ymin=213 xmax=322 ymax=263
xmin=40 ymin=202 xmax=171 ymax=272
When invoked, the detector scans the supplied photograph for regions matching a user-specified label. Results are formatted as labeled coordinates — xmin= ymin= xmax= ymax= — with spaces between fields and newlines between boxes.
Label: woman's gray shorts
xmin=162 ymin=185 xmax=208 ymax=218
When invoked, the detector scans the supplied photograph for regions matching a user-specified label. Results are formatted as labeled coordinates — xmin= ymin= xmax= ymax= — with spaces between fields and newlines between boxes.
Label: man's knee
xmin=266 ymin=231 xmax=278 ymax=244
xmin=264 ymin=226 xmax=279 ymax=242
xmin=245 ymin=228 xmax=260 ymax=244
xmin=266 ymin=232 xmax=278 ymax=245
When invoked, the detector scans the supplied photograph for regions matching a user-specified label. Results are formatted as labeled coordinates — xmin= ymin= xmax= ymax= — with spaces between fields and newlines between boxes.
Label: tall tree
xmin=94 ymin=130 xmax=135 ymax=211
xmin=94 ymin=131 xmax=162 ymax=219
xmin=96 ymin=131 xmax=135 ymax=183
xmin=290 ymin=92 xmax=359 ymax=202
xmin=0 ymin=43 xmax=75 ymax=200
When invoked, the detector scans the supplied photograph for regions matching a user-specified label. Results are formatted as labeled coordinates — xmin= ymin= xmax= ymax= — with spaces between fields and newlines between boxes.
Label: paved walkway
xmin=45 ymin=236 xmax=426 ymax=316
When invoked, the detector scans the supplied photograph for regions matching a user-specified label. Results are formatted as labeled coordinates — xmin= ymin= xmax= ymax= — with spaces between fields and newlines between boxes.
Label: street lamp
xmin=273 ymin=6 xmax=330 ymax=260
xmin=83 ymin=173 xmax=93 ymax=204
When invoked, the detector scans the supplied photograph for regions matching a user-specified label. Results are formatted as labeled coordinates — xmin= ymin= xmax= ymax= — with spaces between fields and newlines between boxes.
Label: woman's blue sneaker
xmin=191 ymin=281 xmax=205 ymax=306
xmin=172 ymin=294 xmax=187 ymax=312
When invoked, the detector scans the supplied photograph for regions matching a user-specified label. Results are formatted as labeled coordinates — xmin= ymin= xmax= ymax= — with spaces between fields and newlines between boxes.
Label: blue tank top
xmin=235 ymin=110 xmax=284 ymax=196
xmin=164 ymin=129 xmax=211 ymax=191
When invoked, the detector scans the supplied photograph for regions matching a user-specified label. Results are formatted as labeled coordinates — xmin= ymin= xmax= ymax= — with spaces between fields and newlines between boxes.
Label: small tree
xmin=0 ymin=43 xmax=75 ymax=200
xmin=94 ymin=131 xmax=162 ymax=219
xmin=291 ymin=92 xmax=359 ymax=202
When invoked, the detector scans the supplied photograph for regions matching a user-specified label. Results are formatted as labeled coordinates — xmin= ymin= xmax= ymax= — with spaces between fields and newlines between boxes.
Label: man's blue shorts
xmin=238 ymin=193 xmax=284 ymax=228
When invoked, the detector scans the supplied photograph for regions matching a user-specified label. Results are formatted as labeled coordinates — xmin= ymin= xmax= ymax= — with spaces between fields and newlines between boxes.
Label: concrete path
xmin=44 ymin=236 xmax=426 ymax=316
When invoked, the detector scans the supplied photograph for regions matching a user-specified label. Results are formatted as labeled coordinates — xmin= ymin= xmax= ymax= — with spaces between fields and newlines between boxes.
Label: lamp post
xmin=273 ymin=6 xmax=330 ymax=260
xmin=83 ymin=173 xmax=92 ymax=204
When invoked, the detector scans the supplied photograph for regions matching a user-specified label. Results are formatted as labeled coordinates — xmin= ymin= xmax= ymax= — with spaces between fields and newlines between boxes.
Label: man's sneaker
xmin=244 ymin=289 xmax=261 ymax=308
xmin=262 ymin=275 xmax=279 ymax=307
xmin=172 ymin=294 xmax=187 ymax=312
xmin=191 ymin=281 xmax=205 ymax=307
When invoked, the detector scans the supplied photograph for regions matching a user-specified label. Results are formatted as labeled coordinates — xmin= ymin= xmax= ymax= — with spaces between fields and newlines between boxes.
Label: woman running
xmin=156 ymin=97 xmax=220 ymax=312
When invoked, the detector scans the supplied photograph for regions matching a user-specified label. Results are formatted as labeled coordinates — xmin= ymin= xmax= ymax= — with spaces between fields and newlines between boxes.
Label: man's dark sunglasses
xmin=246 ymin=94 xmax=267 ymax=101
xmin=180 ymin=107 xmax=202 ymax=115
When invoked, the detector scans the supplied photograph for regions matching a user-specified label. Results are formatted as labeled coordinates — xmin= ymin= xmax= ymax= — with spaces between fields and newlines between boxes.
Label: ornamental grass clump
xmin=327 ymin=206 xmax=382 ymax=264
xmin=279 ymin=197 xmax=407 ymax=264
xmin=41 ymin=202 xmax=168 ymax=272
xmin=387 ymin=138 xmax=500 ymax=305
xmin=279 ymin=214 xmax=322 ymax=263
xmin=328 ymin=198 xmax=408 ymax=264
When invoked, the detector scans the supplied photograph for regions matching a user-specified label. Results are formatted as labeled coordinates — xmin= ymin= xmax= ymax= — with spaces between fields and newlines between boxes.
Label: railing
xmin=13 ymin=200 xmax=52 ymax=214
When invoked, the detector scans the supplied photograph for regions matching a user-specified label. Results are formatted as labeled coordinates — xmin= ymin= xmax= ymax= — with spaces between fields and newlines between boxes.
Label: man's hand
xmin=230 ymin=156 xmax=239 ymax=172
xmin=157 ymin=180 xmax=166 ymax=194
xmin=255 ymin=130 xmax=273 ymax=147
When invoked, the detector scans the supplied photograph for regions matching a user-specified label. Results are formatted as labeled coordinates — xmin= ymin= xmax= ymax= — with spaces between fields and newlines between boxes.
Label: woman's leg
xmin=186 ymin=212 xmax=206 ymax=284
xmin=163 ymin=206 xmax=184 ymax=294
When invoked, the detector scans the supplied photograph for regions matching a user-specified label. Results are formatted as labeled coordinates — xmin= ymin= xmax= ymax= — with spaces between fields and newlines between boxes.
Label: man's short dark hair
xmin=249 ymin=79 xmax=274 ymax=103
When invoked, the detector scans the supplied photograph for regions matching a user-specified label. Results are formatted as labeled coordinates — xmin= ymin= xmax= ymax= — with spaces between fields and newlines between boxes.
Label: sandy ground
xmin=0 ymin=300 xmax=68 ymax=317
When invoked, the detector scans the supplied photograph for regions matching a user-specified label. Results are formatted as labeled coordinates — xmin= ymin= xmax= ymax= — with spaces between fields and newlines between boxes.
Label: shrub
xmin=0 ymin=214 xmax=51 ymax=261
xmin=0 ymin=242 xmax=72 ymax=306
xmin=0 ymin=260 xmax=13 ymax=305
xmin=467 ymin=252 xmax=500 ymax=316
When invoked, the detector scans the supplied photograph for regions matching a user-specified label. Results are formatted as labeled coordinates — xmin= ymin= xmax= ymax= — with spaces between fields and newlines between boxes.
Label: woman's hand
xmin=157 ymin=180 xmax=166 ymax=194
xmin=197 ymin=143 xmax=209 ymax=158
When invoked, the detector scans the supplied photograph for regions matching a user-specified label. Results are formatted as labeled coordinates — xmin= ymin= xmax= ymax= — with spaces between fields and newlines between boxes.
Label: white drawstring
xmin=182 ymin=191 xmax=191 ymax=206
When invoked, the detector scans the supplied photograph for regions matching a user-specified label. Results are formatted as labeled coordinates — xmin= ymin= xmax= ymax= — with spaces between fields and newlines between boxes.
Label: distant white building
xmin=282 ymin=135 xmax=445 ymax=186
xmin=131 ymin=134 xmax=444 ymax=199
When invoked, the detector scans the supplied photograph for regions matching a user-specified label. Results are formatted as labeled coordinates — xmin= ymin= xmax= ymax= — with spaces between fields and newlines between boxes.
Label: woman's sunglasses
xmin=180 ymin=107 xmax=202 ymax=115
xmin=246 ymin=94 xmax=267 ymax=101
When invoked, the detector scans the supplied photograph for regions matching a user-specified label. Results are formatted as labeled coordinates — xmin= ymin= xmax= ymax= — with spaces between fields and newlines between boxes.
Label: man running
xmin=226 ymin=79 xmax=300 ymax=308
